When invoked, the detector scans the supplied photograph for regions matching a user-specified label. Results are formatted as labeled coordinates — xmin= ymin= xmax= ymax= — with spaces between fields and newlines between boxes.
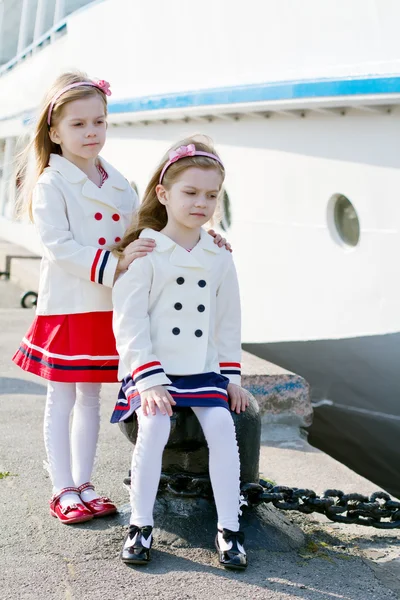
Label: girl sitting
xmin=111 ymin=137 xmax=248 ymax=570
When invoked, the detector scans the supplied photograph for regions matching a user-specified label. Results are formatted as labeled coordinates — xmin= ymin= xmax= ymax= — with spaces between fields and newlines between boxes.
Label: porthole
xmin=219 ymin=190 xmax=232 ymax=232
xmin=328 ymin=194 xmax=360 ymax=247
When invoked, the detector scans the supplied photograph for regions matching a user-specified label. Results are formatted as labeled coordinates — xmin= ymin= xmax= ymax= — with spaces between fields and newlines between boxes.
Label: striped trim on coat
xmin=132 ymin=361 xmax=167 ymax=385
xmin=219 ymin=362 xmax=241 ymax=377
xmin=90 ymin=249 xmax=112 ymax=284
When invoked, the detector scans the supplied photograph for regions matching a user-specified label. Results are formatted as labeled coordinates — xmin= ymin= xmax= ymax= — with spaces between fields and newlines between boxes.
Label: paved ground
xmin=1 ymin=283 xmax=399 ymax=600
xmin=0 ymin=278 xmax=23 ymax=309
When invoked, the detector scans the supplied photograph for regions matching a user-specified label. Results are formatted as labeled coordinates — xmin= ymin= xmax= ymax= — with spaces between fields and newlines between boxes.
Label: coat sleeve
xmin=32 ymin=182 xmax=119 ymax=287
xmin=215 ymin=255 xmax=242 ymax=385
xmin=112 ymin=256 xmax=171 ymax=393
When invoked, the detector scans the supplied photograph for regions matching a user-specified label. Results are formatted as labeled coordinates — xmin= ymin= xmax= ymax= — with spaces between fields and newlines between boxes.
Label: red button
xmin=112 ymin=213 xmax=120 ymax=221
xmin=98 ymin=237 xmax=106 ymax=245
xmin=115 ymin=237 xmax=121 ymax=242
xmin=94 ymin=212 xmax=103 ymax=220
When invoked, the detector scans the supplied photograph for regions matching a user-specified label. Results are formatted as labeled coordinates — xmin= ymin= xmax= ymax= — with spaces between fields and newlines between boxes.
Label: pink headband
xmin=159 ymin=144 xmax=224 ymax=183
xmin=47 ymin=79 xmax=111 ymax=126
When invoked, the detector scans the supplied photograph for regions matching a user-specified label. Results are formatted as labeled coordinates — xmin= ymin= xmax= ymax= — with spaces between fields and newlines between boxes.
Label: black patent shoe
xmin=121 ymin=525 xmax=153 ymax=564
xmin=215 ymin=528 xmax=247 ymax=570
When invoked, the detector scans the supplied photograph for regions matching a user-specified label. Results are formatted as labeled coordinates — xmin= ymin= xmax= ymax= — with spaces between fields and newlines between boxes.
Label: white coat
xmin=32 ymin=154 xmax=138 ymax=315
xmin=112 ymin=227 xmax=242 ymax=392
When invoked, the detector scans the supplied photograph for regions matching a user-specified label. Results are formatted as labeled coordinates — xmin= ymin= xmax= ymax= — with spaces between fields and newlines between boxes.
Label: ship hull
xmin=244 ymin=333 xmax=400 ymax=497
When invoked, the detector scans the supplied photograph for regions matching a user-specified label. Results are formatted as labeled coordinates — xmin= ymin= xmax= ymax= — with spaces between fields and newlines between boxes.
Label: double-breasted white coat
xmin=112 ymin=228 xmax=242 ymax=393
xmin=33 ymin=153 xmax=139 ymax=315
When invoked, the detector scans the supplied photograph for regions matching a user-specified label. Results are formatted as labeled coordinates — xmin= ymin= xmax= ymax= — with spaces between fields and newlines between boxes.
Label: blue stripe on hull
xmin=4 ymin=75 xmax=400 ymax=126
xmin=108 ymin=76 xmax=400 ymax=115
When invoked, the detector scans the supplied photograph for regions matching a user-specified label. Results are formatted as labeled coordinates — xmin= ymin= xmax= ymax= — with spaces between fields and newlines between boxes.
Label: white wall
xmin=1 ymin=0 xmax=400 ymax=343
xmin=2 ymin=108 xmax=400 ymax=343
xmin=101 ymin=109 xmax=400 ymax=343
xmin=2 ymin=0 xmax=400 ymax=121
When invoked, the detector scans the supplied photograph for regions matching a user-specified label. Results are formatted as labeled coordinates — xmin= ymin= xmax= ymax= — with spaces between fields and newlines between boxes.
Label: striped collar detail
xmin=97 ymin=164 xmax=108 ymax=187
xmin=47 ymin=154 xmax=128 ymax=190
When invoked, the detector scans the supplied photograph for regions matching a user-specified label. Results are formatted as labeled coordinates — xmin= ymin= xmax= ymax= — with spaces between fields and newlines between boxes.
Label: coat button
xmin=94 ymin=212 xmax=103 ymax=220
xmin=172 ymin=327 xmax=180 ymax=335
xmin=195 ymin=329 xmax=203 ymax=337
xmin=174 ymin=303 xmax=182 ymax=310
xmin=115 ymin=237 xmax=121 ymax=243
xmin=112 ymin=213 xmax=120 ymax=221
xmin=176 ymin=277 xmax=185 ymax=285
xmin=98 ymin=237 xmax=106 ymax=245
xmin=198 ymin=280 xmax=206 ymax=288
xmin=197 ymin=304 xmax=205 ymax=312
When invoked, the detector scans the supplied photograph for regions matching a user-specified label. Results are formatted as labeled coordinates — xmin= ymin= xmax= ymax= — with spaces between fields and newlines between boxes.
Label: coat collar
xmin=47 ymin=154 xmax=129 ymax=210
xmin=140 ymin=228 xmax=220 ymax=270
xmin=48 ymin=154 xmax=129 ymax=190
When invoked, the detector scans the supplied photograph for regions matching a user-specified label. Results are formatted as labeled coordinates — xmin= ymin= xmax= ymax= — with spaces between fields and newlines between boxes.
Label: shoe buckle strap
xmin=77 ymin=482 xmax=95 ymax=493
xmin=50 ymin=486 xmax=79 ymax=505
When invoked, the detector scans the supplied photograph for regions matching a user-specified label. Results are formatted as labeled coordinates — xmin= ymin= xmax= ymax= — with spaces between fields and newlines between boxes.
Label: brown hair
xmin=114 ymin=135 xmax=225 ymax=256
xmin=15 ymin=71 xmax=108 ymax=221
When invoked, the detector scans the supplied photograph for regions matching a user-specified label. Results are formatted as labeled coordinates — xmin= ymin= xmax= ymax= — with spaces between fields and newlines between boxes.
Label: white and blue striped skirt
xmin=110 ymin=371 xmax=230 ymax=423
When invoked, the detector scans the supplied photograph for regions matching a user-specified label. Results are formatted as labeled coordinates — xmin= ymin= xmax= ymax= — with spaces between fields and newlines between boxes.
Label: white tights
xmin=130 ymin=406 xmax=241 ymax=531
xmin=43 ymin=381 xmax=101 ymax=502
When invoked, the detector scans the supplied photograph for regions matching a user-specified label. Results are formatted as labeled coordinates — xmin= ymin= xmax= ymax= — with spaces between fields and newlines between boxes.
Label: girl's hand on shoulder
xmin=140 ymin=385 xmax=176 ymax=417
xmin=207 ymin=229 xmax=232 ymax=253
xmin=118 ymin=238 xmax=156 ymax=270
xmin=227 ymin=383 xmax=249 ymax=414
xmin=115 ymin=238 xmax=156 ymax=277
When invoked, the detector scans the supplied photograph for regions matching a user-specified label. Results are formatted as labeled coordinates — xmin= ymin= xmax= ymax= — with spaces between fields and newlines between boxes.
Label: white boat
xmin=1 ymin=0 xmax=400 ymax=495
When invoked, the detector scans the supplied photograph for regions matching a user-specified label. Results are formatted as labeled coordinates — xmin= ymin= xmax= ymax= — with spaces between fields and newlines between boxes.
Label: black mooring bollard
xmin=118 ymin=390 xmax=305 ymax=551
xmin=118 ymin=390 xmax=261 ymax=485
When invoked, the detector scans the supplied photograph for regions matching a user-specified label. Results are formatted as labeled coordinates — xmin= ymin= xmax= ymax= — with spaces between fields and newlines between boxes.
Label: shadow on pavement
xmin=121 ymin=548 xmax=359 ymax=600
xmin=0 ymin=376 xmax=47 ymax=395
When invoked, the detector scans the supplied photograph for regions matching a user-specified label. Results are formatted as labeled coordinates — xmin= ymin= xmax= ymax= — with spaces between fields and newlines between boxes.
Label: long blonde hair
xmin=15 ymin=71 xmax=108 ymax=221
xmin=114 ymin=135 xmax=225 ymax=256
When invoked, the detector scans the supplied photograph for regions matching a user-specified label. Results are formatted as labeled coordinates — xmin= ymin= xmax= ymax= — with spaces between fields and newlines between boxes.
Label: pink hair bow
xmin=159 ymin=143 xmax=224 ymax=183
xmin=95 ymin=79 xmax=112 ymax=96
xmin=168 ymin=144 xmax=196 ymax=163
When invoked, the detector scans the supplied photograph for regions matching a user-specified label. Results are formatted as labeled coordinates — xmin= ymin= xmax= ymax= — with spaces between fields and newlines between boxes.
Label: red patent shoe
xmin=49 ymin=487 xmax=94 ymax=524
xmin=78 ymin=482 xmax=117 ymax=518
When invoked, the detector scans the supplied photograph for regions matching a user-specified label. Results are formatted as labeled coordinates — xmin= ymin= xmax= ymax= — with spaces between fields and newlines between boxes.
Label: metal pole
xmin=34 ymin=0 xmax=47 ymax=41
xmin=0 ymin=137 xmax=16 ymax=218
xmin=53 ymin=0 xmax=65 ymax=23
xmin=17 ymin=0 xmax=31 ymax=55
xmin=0 ymin=0 xmax=5 ymax=64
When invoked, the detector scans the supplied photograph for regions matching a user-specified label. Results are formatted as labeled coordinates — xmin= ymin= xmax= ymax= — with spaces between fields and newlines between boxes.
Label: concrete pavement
xmin=1 ymin=295 xmax=399 ymax=599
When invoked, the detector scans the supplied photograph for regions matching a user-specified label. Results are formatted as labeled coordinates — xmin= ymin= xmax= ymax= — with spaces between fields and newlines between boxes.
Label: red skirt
xmin=12 ymin=311 xmax=119 ymax=383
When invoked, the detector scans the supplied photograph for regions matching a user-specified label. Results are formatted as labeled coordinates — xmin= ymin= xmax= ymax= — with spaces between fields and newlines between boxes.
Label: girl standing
xmin=12 ymin=71 xmax=151 ymax=523
xmin=111 ymin=137 xmax=249 ymax=570
xmin=12 ymin=73 xmax=228 ymax=525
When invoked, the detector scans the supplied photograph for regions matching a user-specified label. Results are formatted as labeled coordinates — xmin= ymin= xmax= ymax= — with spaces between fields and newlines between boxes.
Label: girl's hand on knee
xmin=227 ymin=383 xmax=250 ymax=414
xmin=116 ymin=238 xmax=156 ymax=274
xmin=207 ymin=229 xmax=232 ymax=252
xmin=140 ymin=386 xmax=176 ymax=417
